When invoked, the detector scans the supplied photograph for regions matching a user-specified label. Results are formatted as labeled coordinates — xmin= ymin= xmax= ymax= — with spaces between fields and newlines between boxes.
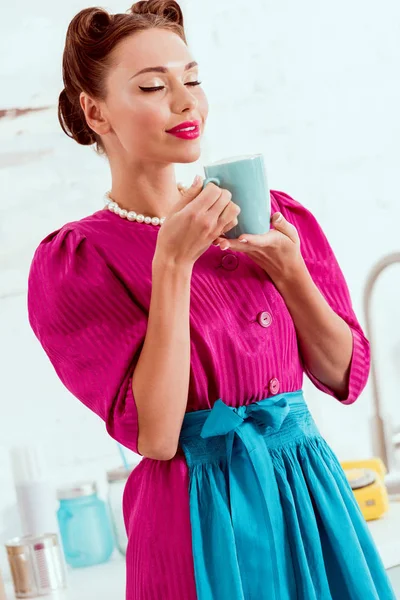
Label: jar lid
xmin=57 ymin=481 xmax=97 ymax=500
xmin=6 ymin=533 xmax=59 ymax=554
xmin=106 ymin=466 xmax=134 ymax=483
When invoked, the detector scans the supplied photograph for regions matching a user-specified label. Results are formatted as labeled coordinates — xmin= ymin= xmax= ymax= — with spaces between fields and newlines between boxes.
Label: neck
xmin=107 ymin=160 xmax=182 ymax=218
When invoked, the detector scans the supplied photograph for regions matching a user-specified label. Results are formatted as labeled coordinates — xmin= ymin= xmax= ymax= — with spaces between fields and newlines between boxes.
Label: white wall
xmin=1 ymin=0 xmax=400 ymax=579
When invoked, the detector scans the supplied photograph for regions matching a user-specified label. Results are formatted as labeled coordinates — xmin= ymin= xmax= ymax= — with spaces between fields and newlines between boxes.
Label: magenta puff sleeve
xmin=27 ymin=225 xmax=147 ymax=454
xmin=272 ymin=190 xmax=371 ymax=405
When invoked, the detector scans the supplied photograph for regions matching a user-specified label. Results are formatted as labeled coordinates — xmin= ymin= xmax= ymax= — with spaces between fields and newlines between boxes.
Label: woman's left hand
xmin=213 ymin=212 xmax=304 ymax=286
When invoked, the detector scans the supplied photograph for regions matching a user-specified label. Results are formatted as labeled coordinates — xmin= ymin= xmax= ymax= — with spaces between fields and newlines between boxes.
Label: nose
xmin=172 ymin=81 xmax=198 ymax=114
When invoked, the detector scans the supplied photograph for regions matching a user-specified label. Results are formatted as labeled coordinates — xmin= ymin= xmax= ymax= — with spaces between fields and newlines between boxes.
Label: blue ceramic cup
xmin=202 ymin=154 xmax=270 ymax=240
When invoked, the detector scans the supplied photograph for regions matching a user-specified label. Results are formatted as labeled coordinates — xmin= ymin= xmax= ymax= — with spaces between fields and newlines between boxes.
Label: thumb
xmin=175 ymin=175 xmax=204 ymax=210
xmin=271 ymin=211 xmax=299 ymax=242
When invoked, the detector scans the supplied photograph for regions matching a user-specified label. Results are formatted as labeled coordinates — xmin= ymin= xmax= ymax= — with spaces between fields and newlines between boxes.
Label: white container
xmin=10 ymin=445 xmax=58 ymax=537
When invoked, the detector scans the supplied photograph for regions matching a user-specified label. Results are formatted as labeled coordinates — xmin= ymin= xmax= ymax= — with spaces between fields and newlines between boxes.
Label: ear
xmin=80 ymin=92 xmax=110 ymax=136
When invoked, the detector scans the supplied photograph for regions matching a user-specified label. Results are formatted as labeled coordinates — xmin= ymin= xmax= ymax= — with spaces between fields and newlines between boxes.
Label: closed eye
xmin=139 ymin=81 xmax=202 ymax=92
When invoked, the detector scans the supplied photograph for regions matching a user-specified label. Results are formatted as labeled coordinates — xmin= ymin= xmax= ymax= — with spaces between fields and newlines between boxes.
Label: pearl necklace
xmin=104 ymin=185 xmax=187 ymax=227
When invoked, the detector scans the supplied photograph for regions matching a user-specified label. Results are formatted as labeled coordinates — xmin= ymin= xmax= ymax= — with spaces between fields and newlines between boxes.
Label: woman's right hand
xmin=155 ymin=176 xmax=241 ymax=268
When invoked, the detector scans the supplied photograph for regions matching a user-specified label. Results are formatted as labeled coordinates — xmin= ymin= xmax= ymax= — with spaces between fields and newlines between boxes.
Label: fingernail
xmin=275 ymin=212 xmax=283 ymax=222
xmin=239 ymin=238 xmax=248 ymax=243
xmin=193 ymin=175 xmax=201 ymax=186
xmin=221 ymin=245 xmax=229 ymax=251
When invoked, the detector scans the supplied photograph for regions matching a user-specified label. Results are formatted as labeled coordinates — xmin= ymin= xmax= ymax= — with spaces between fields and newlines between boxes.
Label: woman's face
xmin=100 ymin=27 xmax=208 ymax=164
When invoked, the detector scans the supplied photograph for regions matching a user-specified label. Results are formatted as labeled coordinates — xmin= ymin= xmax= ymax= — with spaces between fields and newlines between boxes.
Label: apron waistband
xmin=179 ymin=389 xmax=305 ymax=467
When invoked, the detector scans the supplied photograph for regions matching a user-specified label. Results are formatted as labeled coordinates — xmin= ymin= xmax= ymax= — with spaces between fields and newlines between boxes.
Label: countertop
xmin=4 ymin=502 xmax=400 ymax=598
xmin=367 ymin=500 xmax=400 ymax=570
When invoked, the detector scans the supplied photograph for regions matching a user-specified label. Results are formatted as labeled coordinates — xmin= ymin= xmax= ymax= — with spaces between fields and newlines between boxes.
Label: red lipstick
xmin=166 ymin=120 xmax=201 ymax=140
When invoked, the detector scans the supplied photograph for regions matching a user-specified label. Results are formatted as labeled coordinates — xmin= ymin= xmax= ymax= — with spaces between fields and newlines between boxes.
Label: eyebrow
xmin=130 ymin=61 xmax=198 ymax=79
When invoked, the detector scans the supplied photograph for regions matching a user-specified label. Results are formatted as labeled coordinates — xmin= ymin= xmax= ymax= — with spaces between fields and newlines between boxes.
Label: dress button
xmin=257 ymin=311 xmax=273 ymax=328
xmin=268 ymin=378 xmax=280 ymax=395
xmin=221 ymin=253 xmax=239 ymax=271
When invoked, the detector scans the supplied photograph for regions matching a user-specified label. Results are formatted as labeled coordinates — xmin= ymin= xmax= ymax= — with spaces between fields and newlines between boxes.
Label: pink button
xmin=221 ymin=254 xmax=239 ymax=271
xmin=268 ymin=378 xmax=280 ymax=395
xmin=257 ymin=311 xmax=273 ymax=328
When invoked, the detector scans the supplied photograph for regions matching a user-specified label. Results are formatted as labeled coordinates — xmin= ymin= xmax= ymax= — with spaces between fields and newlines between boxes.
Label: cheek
xmin=136 ymin=106 xmax=167 ymax=133
xmin=197 ymin=89 xmax=209 ymax=121
xmin=112 ymin=93 xmax=167 ymax=137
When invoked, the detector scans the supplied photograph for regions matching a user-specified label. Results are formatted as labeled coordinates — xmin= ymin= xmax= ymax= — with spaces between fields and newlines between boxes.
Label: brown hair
xmin=58 ymin=1 xmax=186 ymax=156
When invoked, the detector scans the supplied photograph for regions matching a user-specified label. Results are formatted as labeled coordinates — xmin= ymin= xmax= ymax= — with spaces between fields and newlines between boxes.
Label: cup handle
xmin=203 ymin=176 xmax=220 ymax=189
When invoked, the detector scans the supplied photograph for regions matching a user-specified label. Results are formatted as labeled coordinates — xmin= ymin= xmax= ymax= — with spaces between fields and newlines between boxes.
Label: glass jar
xmin=107 ymin=466 xmax=134 ymax=556
xmin=6 ymin=533 xmax=67 ymax=598
xmin=57 ymin=481 xmax=114 ymax=568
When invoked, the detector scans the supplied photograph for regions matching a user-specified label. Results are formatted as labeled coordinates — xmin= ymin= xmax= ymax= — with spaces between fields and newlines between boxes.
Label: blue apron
xmin=178 ymin=390 xmax=396 ymax=600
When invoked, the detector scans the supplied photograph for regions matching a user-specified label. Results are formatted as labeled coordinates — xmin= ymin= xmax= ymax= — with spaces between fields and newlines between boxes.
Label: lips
xmin=166 ymin=120 xmax=201 ymax=139
xmin=166 ymin=120 xmax=200 ymax=134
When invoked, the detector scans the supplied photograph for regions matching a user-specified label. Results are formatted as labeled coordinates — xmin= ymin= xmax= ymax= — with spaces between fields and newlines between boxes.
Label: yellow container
xmin=340 ymin=458 xmax=389 ymax=521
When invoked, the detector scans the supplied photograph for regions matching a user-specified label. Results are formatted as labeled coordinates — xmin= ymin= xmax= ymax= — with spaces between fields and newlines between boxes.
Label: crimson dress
xmin=28 ymin=190 xmax=383 ymax=599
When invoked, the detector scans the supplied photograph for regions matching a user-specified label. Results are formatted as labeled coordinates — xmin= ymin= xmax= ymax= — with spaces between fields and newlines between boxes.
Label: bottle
xmin=57 ymin=481 xmax=115 ymax=568
xmin=9 ymin=445 xmax=58 ymax=537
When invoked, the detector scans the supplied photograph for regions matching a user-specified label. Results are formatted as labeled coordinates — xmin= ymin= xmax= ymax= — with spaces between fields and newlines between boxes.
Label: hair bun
xmin=67 ymin=7 xmax=112 ymax=45
xmin=58 ymin=88 xmax=95 ymax=146
xmin=130 ymin=0 xmax=184 ymax=27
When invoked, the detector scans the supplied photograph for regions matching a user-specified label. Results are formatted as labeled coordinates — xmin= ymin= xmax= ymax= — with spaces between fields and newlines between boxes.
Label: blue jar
xmin=57 ymin=481 xmax=114 ymax=568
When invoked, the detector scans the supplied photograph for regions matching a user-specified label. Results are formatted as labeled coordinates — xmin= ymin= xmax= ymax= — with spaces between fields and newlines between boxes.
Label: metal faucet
xmin=363 ymin=252 xmax=400 ymax=494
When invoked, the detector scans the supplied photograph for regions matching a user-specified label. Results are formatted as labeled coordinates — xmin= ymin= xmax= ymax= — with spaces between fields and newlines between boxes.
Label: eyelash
xmin=139 ymin=81 xmax=202 ymax=93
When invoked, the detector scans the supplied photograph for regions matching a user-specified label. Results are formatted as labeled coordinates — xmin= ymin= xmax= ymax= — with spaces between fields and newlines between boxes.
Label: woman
xmin=27 ymin=1 xmax=396 ymax=599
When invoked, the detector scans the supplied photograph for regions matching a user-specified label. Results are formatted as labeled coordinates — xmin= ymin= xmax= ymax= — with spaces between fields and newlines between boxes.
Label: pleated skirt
xmin=178 ymin=390 xmax=396 ymax=600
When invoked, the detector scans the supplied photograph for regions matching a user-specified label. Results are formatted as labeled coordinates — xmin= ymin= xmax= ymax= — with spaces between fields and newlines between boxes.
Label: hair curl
xmin=58 ymin=1 xmax=186 ymax=155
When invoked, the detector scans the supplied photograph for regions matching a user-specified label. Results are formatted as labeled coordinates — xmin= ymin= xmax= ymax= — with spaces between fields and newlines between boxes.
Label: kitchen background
xmin=1 ymin=0 xmax=399 ymax=596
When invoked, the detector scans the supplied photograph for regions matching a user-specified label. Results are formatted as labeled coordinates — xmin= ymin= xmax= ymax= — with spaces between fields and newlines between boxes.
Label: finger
xmin=174 ymin=175 xmax=204 ymax=211
xmin=221 ymin=217 xmax=239 ymax=235
xmin=192 ymin=181 xmax=224 ymax=212
xmin=236 ymin=232 xmax=270 ymax=246
xmin=208 ymin=188 xmax=233 ymax=222
xmin=177 ymin=182 xmax=188 ymax=193
xmin=226 ymin=231 xmax=271 ymax=252
xmin=270 ymin=212 xmax=299 ymax=242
